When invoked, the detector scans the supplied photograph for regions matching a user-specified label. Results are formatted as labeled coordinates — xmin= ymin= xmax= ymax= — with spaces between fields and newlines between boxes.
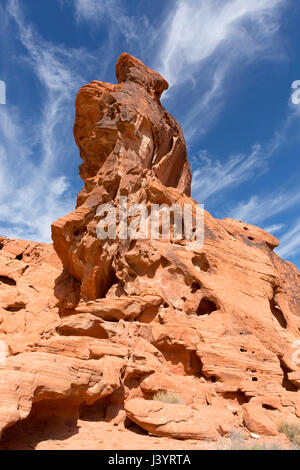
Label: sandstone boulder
xmin=125 ymin=398 xmax=236 ymax=440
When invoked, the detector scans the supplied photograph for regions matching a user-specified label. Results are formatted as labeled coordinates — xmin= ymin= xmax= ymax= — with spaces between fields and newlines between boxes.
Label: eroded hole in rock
xmin=161 ymin=256 xmax=171 ymax=268
xmin=240 ymin=348 xmax=247 ymax=353
xmin=129 ymin=239 xmax=137 ymax=251
xmin=188 ymin=351 xmax=205 ymax=377
xmin=191 ymin=282 xmax=201 ymax=293
xmin=0 ymin=242 xmax=4 ymax=250
xmin=221 ymin=390 xmax=250 ymax=406
xmin=16 ymin=253 xmax=23 ymax=261
xmin=196 ymin=297 xmax=218 ymax=316
xmin=0 ymin=276 xmax=16 ymax=286
xmin=270 ymin=298 xmax=287 ymax=329
xmin=5 ymin=303 xmax=26 ymax=312
xmin=190 ymin=353 xmax=218 ymax=382
xmin=79 ymin=396 xmax=111 ymax=422
xmin=248 ymin=236 xmax=255 ymax=241
xmin=262 ymin=404 xmax=277 ymax=411
xmin=73 ymin=226 xmax=87 ymax=237
xmin=239 ymin=328 xmax=252 ymax=336
xmin=268 ymin=243 xmax=278 ymax=252
xmin=243 ymin=227 xmax=249 ymax=231
xmin=192 ymin=254 xmax=209 ymax=272
xmin=252 ymin=377 xmax=258 ymax=382
xmin=101 ymin=270 xmax=120 ymax=299
xmin=279 ymin=358 xmax=298 ymax=392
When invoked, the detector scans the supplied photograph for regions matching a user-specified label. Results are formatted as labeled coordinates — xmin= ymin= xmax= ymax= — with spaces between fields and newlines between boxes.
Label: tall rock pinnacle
xmin=52 ymin=52 xmax=191 ymax=301
xmin=0 ymin=54 xmax=299 ymax=447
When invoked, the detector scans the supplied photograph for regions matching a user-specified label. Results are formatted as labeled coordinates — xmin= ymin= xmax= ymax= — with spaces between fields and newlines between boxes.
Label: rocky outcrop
xmin=0 ymin=54 xmax=300 ymax=446
xmin=125 ymin=398 xmax=236 ymax=440
xmin=0 ymin=237 xmax=62 ymax=350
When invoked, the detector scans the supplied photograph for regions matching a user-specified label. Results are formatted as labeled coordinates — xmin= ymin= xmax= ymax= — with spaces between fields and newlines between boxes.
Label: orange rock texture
xmin=0 ymin=53 xmax=300 ymax=446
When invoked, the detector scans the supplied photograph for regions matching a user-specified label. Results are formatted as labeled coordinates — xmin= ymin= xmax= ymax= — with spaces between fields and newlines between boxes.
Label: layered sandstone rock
xmin=0 ymin=237 xmax=62 ymax=350
xmin=0 ymin=54 xmax=300 ymax=445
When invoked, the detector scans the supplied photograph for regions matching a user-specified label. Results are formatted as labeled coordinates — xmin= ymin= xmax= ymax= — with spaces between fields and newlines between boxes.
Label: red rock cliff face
xmin=0 ymin=54 xmax=300 ymax=445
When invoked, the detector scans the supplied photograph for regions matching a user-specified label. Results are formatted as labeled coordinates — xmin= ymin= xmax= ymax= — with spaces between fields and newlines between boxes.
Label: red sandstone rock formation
xmin=0 ymin=54 xmax=300 ymax=448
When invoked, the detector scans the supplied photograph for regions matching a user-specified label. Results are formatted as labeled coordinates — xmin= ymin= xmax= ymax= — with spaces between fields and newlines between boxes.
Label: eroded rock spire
xmin=0 ymin=54 xmax=299 ymax=446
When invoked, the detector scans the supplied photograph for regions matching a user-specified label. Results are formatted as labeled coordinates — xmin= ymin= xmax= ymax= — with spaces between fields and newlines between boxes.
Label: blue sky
xmin=0 ymin=0 xmax=300 ymax=268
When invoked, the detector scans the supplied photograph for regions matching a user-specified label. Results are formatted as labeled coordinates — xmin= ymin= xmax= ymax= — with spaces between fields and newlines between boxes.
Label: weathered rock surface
xmin=125 ymin=398 xmax=236 ymax=440
xmin=0 ymin=53 xmax=300 ymax=447
xmin=0 ymin=237 xmax=62 ymax=351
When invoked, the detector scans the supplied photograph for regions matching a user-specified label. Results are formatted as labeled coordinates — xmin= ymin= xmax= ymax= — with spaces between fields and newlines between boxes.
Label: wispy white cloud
xmin=229 ymin=188 xmax=300 ymax=225
xmin=0 ymin=0 xmax=94 ymax=242
xmin=224 ymin=179 xmax=300 ymax=260
xmin=194 ymin=82 xmax=300 ymax=261
xmin=277 ymin=219 xmax=300 ymax=258
xmin=155 ymin=0 xmax=287 ymax=139
xmin=191 ymin=145 xmax=266 ymax=203
xmin=263 ymin=223 xmax=285 ymax=234
xmin=233 ymin=187 xmax=300 ymax=260
xmin=73 ymin=0 xmax=138 ymax=41
xmin=158 ymin=0 xmax=285 ymax=85
xmin=190 ymin=72 xmax=300 ymax=222
xmin=191 ymin=132 xmax=282 ymax=203
xmin=1 ymin=0 xmax=150 ymax=243
xmin=0 ymin=105 xmax=73 ymax=241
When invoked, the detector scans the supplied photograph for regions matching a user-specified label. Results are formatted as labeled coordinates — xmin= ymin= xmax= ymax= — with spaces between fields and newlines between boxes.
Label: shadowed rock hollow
xmin=0 ymin=53 xmax=300 ymax=448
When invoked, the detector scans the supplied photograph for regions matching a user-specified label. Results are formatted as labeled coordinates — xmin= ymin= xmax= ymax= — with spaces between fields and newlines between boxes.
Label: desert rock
xmin=0 ymin=54 xmax=299 ymax=446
